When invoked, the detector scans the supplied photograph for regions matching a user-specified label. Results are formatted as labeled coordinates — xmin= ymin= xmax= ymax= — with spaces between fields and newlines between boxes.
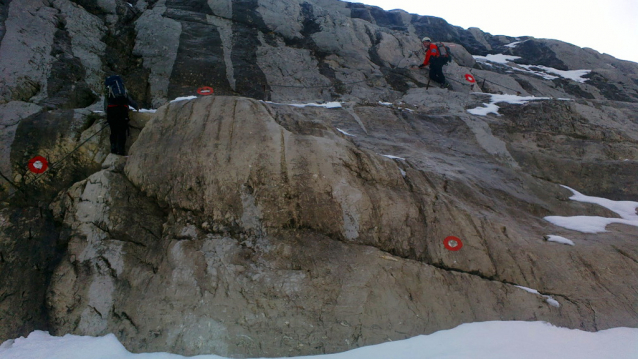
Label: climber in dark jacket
xmin=103 ymin=75 xmax=138 ymax=156
xmin=418 ymin=37 xmax=447 ymax=86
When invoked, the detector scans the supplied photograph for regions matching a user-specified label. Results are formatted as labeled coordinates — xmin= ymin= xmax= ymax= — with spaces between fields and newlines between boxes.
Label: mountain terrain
xmin=0 ymin=0 xmax=637 ymax=357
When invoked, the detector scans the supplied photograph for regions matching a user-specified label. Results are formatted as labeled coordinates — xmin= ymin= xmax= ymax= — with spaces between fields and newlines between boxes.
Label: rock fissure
xmin=3 ymin=0 xmax=638 ymax=355
xmin=611 ymin=245 xmax=638 ymax=264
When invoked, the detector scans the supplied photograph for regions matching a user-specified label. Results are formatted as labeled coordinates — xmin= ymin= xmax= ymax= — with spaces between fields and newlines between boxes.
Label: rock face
xmin=1 ymin=0 xmax=637 ymax=357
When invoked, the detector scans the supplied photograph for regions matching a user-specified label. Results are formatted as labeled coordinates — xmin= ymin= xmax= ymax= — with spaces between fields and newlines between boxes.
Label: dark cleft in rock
xmin=411 ymin=15 xmax=458 ymax=42
xmin=0 ymin=0 xmax=10 ymax=43
xmin=167 ymin=21 xmax=232 ymax=98
xmin=348 ymin=4 xmax=409 ymax=32
xmin=10 ymin=110 xmax=102 ymax=204
xmin=0 ymin=206 xmax=62 ymax=342
xmin=44 ymin=16 xmax=97 ymax=110
xmin=101 ymin=4 xmax=150 ymax=107
xmin=166 ymin=0 xmax=213 ymax=14
xmin=584 ymin=71 xmax=636 ymax=102
xmin=230 ymin=0 xmax=270 ymax=100
xmin=511 ymin=40 xmax=568 ymax=70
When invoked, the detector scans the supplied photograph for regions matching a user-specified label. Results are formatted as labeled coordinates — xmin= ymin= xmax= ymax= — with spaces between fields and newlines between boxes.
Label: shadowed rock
xmin=0 ymin=0 xmax=637 ymax=356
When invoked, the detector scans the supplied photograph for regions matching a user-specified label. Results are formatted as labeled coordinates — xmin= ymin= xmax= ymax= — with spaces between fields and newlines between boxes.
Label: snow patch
xmin=473 ymin=51 xmax=591 ymax=83
xmin=545 ymin=235 xmax=575 ymax=246
xmin=515 ymin=285 xmax=561 ymax=308
xmin=336 ymin=128 xmax=355 ymax=137
xmin=3 ymin=322 xmax=637 ymax=359
xmin=382 ymin=154 xmax=405 ymax=160
xmin=467 ymin=102 xmax=500 ymax=116
xmin=290 ymin=101 xmax=342 ymax=108
xmin=536 ymin=66 xmax=591 ymax=83
xmin=544 ymin=185 xmax=638 ymax=233
xmin=264 ymin=101 xmax=343 ymax=109
xmin=473 ymin=54 xmax=521 ymax=64
xmin=517 ymin=65 xmax=591 ymax=83
xmin=505 ymin=41 xmax=523 ymax=48
xmin=170 ymin=96 xmax=197 ymax=103
xmin=467 ymin=94 xmax=550 ymax=116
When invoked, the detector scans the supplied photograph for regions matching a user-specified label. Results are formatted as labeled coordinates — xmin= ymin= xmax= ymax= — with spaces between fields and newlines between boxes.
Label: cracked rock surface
xmin=1 ymin=0 xmax=637 ymax=357
xmin=43 ymin=96 xmax=637 ymax=357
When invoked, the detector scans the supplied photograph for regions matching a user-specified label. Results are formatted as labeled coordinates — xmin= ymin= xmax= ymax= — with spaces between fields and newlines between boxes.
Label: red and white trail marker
xmin=197 ymin=86 xmax=214 ymax=95
xmin=444 ymin=236 xmax=464 ymax=251
xmin=28 ymin=156 xmax=49 ymax=174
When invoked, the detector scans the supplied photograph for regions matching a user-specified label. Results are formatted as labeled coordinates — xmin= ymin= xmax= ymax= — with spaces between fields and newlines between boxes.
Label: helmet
xmin=421 ymin=37 xmax=431 ymax=42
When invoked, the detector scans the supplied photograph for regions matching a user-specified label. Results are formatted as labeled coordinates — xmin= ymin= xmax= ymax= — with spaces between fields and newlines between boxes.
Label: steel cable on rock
xmin=0 ymin=60 xmax=552 ymax=205
xmin=266 ymin=74 xmax=388 ymax=89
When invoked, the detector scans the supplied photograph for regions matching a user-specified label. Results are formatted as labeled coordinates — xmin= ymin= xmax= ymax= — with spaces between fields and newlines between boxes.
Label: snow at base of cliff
xmin=1 ymin=321 xmax=636 ymax=359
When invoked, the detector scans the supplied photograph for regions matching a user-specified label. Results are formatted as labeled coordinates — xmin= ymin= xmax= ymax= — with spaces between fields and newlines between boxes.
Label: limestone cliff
xmin=1 ymin=0 xmax=637 ymax=357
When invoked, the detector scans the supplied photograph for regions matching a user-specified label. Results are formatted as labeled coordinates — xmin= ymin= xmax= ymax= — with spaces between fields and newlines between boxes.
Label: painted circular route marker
xmin=464 ymin=74 xmax=476 ymax=83
xmin=444 ymin=236 xmax=463 ymax=251
xmin=28 ymin=156 xmax=49 ymax=174
xmin=197 ymin=86 xmax=214 ymax=95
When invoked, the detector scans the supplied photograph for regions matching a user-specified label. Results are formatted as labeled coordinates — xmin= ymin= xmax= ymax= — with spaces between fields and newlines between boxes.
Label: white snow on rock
xmin=505 ymin=41 xmax=523 ymax=48
xmin=545 ymin=297 xmax=561 ymax=308
xmin=473 ymin=54 xmax=521 ymax=64
xmin=514 ymin=65 xmax=560 ymax=80
xmin=473 ymin=52 xmax=591 ymax=83
xmin=3 ymin=322 xmax=637 ymax=359
xmin=467 ymin=102 xmax=500 ymax=116
xmin=544 ymin=185 xmax=638 ymax=233
xmin=545 ymin=235 xmax=575 ymax=246
xmin=290 ymin=101 xmax=343 ymax=108
xmin=336 ymin=128 xmax=355 ymax=137
xmin=382 ymin=154 xmax=406 ymax=160
xmin=264 ymin=101 xmax=343 ymax=109
xmin=170 ymin=96 xmax=198 ymax=103
xmin=514 ymin=285 xmax=561 ymax=308
xmin=518 ymin=65 xmax=591 ymax=83
xmin=467 ymin=94 xmax=551 ymax=116
xmin=537 ymin=66 xmax=591 ymax=83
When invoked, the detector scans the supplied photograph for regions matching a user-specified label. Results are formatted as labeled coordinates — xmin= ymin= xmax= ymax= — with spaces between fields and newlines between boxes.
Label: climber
xmin=104 ymin=75 xmax=138 ymax=156
xmin=418 ymin=37 xmax=449 ymax=88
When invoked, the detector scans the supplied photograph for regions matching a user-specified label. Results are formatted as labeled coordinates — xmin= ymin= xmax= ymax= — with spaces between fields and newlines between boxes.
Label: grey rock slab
xmin=207 ymin=14 xmax=236 ymax=91
xmin=0 ymin=102 xmax=42 ymax=192
xmin=207 ymin=0 xmax=232 ymax=19
xmin=134 ymin=0 xmax=181 ymax=107
xmin=2 ymin=0 xmax=638 ymax=355
xmin=0 ymin=0 xmax=58 ymax=103
xmin=0 ymin=207 xmax=59 ymax=342
xmin=257 ymin=0 xmax=303 ymax=39
xmin=51 ymin=0 xmax=107 ymax=94
xmin=257 ymin=36 xmax=332 ymax=102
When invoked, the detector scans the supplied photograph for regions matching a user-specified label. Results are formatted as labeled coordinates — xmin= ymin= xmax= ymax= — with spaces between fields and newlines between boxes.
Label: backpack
xmin=105 ymin=75 xmax=127 ymax=100
xmin=435 ymin=42 xmax=452 ymax=64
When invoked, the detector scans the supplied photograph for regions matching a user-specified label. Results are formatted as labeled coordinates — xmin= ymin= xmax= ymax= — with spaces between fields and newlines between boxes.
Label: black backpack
xmin=435 ymin=42 xmax=452 ymax=64
xmin=105 ymin=75 xmax=127 ymax=100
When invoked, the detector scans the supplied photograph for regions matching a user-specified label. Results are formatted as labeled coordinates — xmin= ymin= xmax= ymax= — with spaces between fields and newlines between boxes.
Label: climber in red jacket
xmin=418 ymin=37 xmax=448 ymax=87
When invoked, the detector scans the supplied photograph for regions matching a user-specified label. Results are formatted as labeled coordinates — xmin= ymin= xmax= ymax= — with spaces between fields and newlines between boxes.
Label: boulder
xmin=43 ymin=96 xmax=637 ymax=357
xmin=1 ymin=0 xmax=637 ymax=356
